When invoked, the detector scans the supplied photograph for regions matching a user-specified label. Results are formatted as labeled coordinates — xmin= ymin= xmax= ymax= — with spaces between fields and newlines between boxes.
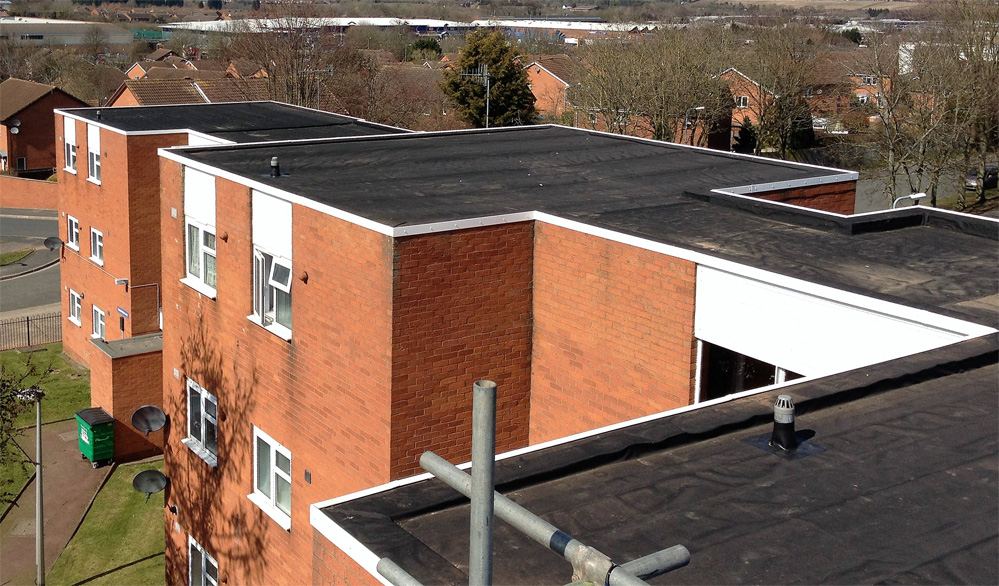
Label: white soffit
xmin=694 ymin=265 xmax=991 ymax=377
xmin=183 ymin=167 xmax=216 ymax=228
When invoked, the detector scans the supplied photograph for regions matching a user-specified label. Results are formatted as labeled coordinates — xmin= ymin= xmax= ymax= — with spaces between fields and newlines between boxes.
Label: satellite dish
xmin=131 ymin=405 xmax=167 ymax=436
xmin=44 ymin=236 xmax=64 ymax=251
xmin=9 ymin=127 xmax=18 ymax=135
xmin=11 ymin=119 xmax=20 ymax=127
xmin=132 ymin=469 xmax=168 ymax=503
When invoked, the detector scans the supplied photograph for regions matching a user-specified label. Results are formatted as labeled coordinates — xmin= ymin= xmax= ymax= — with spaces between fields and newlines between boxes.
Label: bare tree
xmin=83 ymin=25 xmax=109 ymax=63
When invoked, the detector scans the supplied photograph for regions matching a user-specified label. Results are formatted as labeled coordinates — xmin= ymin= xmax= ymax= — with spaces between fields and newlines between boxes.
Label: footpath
xmin=0 ymin=421 xmax=109 ymax=586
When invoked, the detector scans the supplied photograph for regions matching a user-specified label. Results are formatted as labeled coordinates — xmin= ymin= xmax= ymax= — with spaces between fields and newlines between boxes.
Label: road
xmin=854 ymin=171 xmax=965 ymax=213
xmin=0 ymin=209 xmax=61 ymax=314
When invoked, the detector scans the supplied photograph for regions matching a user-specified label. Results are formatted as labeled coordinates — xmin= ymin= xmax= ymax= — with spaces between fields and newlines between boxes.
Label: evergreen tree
xmin=441 ymin=30 xmax=537 ymax=128
xmin=733 ymin=117 xmax=757 ymax=154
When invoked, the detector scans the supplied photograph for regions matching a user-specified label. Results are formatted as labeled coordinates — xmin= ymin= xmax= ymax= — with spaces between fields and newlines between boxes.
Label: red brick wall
xmin=0 ymin=175 xmax=59 ymax=209
xmin=753 ymin=180 xmax=856 ymax=215
xmin=3 ymin=90 xmax=86 ymax=172
xmin=527 ymin=67 xmax=568 ymax=117
xmin=88 ymin=347 xmax=164 ymax=462
xmin=312 ymin=532 xmax=382 ymax=586
xmin=57 ymin=115 xmax=184 ymax=367
xmin=160 ymin=163 xmax=396 ymax=586
xmin=530 ymin=223 xmax=698 ymax=443
xmin=390 ymin=223 xmax=534 ymax=478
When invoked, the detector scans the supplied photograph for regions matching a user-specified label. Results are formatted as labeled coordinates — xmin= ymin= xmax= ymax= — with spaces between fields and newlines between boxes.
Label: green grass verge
xmin=0 ymin=249 xmax=33 ymax=266
xmin=47 ymin=460 xmax=166 ymax=586
xmin=1 ymin=343 xmax=90 ymax=427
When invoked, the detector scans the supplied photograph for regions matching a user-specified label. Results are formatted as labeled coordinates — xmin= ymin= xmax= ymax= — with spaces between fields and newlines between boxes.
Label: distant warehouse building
xmin=0 ymin=17 xmax=132 ymax=47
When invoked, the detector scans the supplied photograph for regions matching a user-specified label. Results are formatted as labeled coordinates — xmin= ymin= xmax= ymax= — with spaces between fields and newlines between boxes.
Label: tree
xmin=1 ymin=364 xmax=35 ymax=506
xmin=441 ymin=30 xmax=537 ymax=128
xmin=733 ymin=117 xmax=757 ymax=154
xmin=83 ymin=24 xmax=109 ymax=63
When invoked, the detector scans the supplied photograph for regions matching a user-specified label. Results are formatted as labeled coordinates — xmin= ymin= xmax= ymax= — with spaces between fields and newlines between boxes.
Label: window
xmin=736 ymin=95 xmax=749 ymax=109
xmin=16 ymin=157 xmax=26 ymax=171
xmin=67 ymin=216 xmax=80 ymax=250
xmin=698 ymin=341 xmax=802 ymax=402
xmin=861 ymin=75 xmax=876 ymax=86
xmin=250 ymin=427 xmax=291 ymax=529
xmin=69 ymin=290 xmax=82 ymax=326
xmin=90 ymin=228 xmax=103 ymax=265
xmin=253 ymin=251 xmax=292 ymax=333
xmin=20 ymin=34 xmax=44 ymax=40
xmin=184 ymin=379 xmax=218 ymax=466
xmin=64 ymin=118 xmax=77 ymax=173
xmin=92 ymin=306 xmax=105 ymax=340
xmin=188 ymin=537 xmax=218 ymax=586
xmin=0 ymin=154 xmax=6 ymax=171
xmin=87 ymin=124 xmax=101 ymax=183
xmin=250 ymin=191 xmax=293 ymax=339
xmin=857 ymin=93 xmax=870 ymax=104
xmin=186 ymin=222 xmax=217 ymax=292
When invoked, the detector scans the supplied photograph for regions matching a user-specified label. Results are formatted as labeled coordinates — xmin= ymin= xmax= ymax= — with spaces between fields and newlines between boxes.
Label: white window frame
xmin=87 ymin=124 xmax=101 ymax=184
xmin=67 ymin=215 xmax=80 ymax=251
xmin=92 ymin=306 xmax=105 ymax=340
xmin=188 ymin=536 xmax=218 ymax=586
xmin=68 ymin=289 xmax=82 ymax=327
xmin=857 ymin=93 xmax=870 ymax=104
xmin=861 ymin=74 xmax=876 ymax=86
xmin=250 ymin=249 xmax=292 ymax=340
xmin=736 ymin=95 xmax=750 ymax=108
xmin=182 ymin=379 xmax=218 ymax=467
xmin=183 ymin=220 xmax=217 ymax=298
xmin=64 ymin=118 xmax=77 ymax=173
xmin=89 ymin=228 xmax=103 ymax=265
xmin=248 ymin=426 xmax=291 ymax=530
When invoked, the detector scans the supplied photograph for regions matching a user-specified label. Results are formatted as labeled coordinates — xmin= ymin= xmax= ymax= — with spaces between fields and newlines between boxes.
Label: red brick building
xmin=154 ymin=125 xmax=866 ymax=585
xmin=53 ymin=102 xmax=401 ymax=462
xmin=1 ymin=78 xmax=86 ymax=177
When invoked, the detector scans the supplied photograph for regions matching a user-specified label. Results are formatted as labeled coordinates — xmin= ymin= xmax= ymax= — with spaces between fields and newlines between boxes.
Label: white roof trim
xmin=525 ymin=61 xmax=570 ymax=88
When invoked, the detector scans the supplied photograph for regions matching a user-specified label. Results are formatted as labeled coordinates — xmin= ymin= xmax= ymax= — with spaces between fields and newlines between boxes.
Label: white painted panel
xmin=695 ymin=266 xmax=969 ymax=377
xmin=187 ymin=132 xmax=228 ymax=146
xmin=87 ymin=123 xmax=100 ymax=154
xmin=252 ymin=190 xmax=292 ymax=259
xmin=64 ymin=117 xmax=75 ymax=144
xmin=184 ymin=167 xmax=216 ymax=228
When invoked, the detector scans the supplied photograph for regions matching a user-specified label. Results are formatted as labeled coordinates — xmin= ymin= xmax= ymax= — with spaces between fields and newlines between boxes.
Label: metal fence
xmin=0 ymin=312 xmax=62 ymax=351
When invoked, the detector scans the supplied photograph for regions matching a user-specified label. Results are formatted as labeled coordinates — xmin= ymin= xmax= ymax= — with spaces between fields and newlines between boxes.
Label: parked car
xmin=965 ymin=165 xmax=998 ymax=191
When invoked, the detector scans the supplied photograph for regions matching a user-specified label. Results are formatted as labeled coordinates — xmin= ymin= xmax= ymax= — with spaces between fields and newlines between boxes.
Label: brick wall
xmin=0 ymin=175 xmax=59 ymax=209
xmin=88 ymin=345 xmax=164 ymax=462
xmin=3 ymin=90 xmax=86 ymax=172
xmin=753 ymin=180 xmax=856 ymax=215
xmin=160 ymin=163 xmax=396 ymax=586
xmin=312 ymin=531 xmax=382 ymax=586
xmin=390 ymin=223 xmax=534 ymax=478
xmin=530 ymin=222 xmax=698 ymax=443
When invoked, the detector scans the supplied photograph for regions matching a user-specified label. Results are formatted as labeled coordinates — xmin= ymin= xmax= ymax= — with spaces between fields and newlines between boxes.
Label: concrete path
xmin=0 ymin=419 xmax=109 ymax=586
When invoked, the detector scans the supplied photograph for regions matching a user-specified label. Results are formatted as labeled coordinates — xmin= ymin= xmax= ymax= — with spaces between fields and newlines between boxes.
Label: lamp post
xmin=18 ymin=388 xmax=46 ymax=586
xmin=683 ymin=106 xmax=705 ymax=145
xmin=892 ymin=192 xmax=927 ymax=209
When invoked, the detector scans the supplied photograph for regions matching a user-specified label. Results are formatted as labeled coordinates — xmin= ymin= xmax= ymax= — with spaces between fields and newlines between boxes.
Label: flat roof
xmin=58 ymin=102 xmax=401 ymax=141
xmin=319 ymin=334 xmax=999 ymax=585
xmin=166 ymin=125 xmax=997 ymax=327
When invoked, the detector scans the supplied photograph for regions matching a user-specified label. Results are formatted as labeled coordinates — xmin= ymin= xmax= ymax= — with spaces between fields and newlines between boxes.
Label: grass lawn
xmin=47 ymin=460 xmax=166 ymax=586
xmin=1 ymin=343 xmax=89 ymax=514
xmin=0 ymin=249 xmax=33 ymax=266
xmin=1 ymin=343 xmax=90 ymax=427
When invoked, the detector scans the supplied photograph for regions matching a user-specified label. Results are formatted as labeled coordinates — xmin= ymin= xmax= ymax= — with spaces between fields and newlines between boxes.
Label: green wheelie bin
xmin=75 ymin=407 xmax=114 ymax=468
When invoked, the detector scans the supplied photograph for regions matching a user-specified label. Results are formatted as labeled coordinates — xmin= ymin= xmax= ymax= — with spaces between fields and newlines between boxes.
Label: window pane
xmin=189 ymin=388 xmax=202 ymax=442
xmin=271 ymin=263 xmax=291 ymax=287
xmin=276 ymin=452 xmax=290 ymax=475
xmin=204 ymin=419 xmax=217 ymax=456
xmin=187 ymin=225 xmax=200 ymax=277
xmin=206 ymin=558 xmax=218 ymax=585
xmin=189 ymin=543 xmax=203 ymax=586
xmin=203 ymin=231 xmax=216 ymax=252
xmin=204 ymin=253 xmax=216 ymax=289
xmin=275 ymin=475 xmax=291 ymax=515
xmin=275 ymin=288 xmax=291 ymax=329
xmin=255 ymin=437 xmax=271 ymax=496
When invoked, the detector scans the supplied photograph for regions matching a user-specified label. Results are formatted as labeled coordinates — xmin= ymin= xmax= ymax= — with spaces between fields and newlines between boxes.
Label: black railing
xmin=0 ymin=312 xmax=62 ymax=351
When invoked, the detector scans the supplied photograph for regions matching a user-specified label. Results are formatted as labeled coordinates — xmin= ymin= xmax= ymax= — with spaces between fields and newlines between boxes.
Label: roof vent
xmin=96 ymin=109 xmax=101 ymax=120
xmin=270 ymin=156 xmax=280 ymax=178
xmin=769 ymin=395 xmax=798 ymax=451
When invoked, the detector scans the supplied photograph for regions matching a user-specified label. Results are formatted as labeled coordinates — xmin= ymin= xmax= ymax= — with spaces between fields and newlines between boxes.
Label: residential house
xmin=719 ymin=67 xmax=771 ymax=147
xmin=524 ymin=55 xmax=577 ymax=120
xmin=0 ymin=78 xmax=87 ymax=177
xmin=152 ymin=125 xmax=866 ymax=585
xmin=53 ymin=102 xmax=403 ymax=463
xmin=107 ymin=79 xmax=270 ymax=107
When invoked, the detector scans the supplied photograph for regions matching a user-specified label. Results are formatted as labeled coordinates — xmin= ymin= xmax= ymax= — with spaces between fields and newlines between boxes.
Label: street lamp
xmin=892 ymin=192 xmax=927 ymax=209
xmin=683 ymin=106 xmax=705 ymax=145
xmin=18 ymin=388 xmax=46 ymax=586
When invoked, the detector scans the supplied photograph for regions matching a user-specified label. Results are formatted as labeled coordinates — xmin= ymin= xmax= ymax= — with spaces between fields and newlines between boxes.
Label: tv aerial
xmin=131 ymin=405 xmax=167 ymax=437
xmin=132 ymin=469 xmax=168 ymax=503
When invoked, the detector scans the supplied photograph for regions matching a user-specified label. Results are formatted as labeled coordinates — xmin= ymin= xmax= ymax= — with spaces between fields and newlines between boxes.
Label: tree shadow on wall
xmin=168 ymin=319 xmax=268 ymax=584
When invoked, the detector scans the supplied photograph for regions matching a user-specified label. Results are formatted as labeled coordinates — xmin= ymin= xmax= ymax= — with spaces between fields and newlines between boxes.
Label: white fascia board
xmin=710 ymin=188 xmax=851 ymax=218
xmin=524 ymin=62 xmax=570 ymax=88
xmin=720 ymin=171 xmax=859 ymax=195
xmin=309 ymin=505 xmax=392 ymax=586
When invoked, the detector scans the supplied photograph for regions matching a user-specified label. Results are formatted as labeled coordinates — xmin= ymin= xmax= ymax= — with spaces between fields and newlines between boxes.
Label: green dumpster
xmin=76 ymin=408 xmax=114 ymax=468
